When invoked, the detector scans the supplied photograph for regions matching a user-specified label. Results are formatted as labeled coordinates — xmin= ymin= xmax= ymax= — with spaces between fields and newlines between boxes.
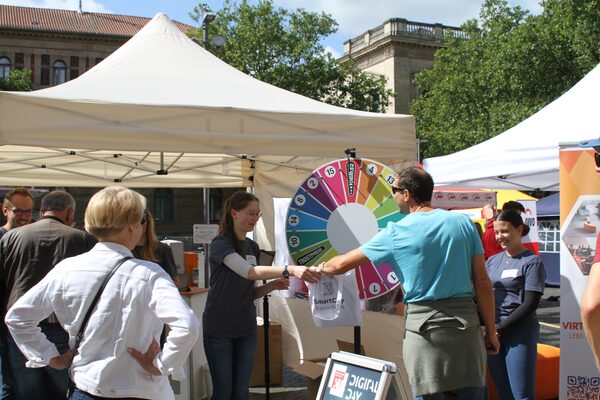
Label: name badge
xmin=501 ymin=269 xmax=519 ymax=279
xmin=246 ymin=255 xmax=257 ymax=266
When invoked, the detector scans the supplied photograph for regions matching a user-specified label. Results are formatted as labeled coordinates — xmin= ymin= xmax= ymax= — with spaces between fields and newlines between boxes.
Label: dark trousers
xmin=203 ymin=332 xmax=257 ymax=400
xmin=0 ymin=328 xmax=15 ymax=400
xmin=7 ymin=324 xmax=69 ymax=400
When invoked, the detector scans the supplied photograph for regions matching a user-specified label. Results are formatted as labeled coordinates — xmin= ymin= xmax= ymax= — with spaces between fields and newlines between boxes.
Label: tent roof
xmin=422 ymin=63 xmax=600 ymax=191
xmin=0 ymin=13 xmax=416 ymax=187
xmin=537 ymin=192 xmax=560 ymax=217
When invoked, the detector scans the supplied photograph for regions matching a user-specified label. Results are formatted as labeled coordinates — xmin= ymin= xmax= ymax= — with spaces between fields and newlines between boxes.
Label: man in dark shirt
xmin=0 ymin=187 xmax=34 ymax=399
xmin=0 ymin=187 xmax=34 ymax=239
xmin=0 ymin=190 xmax=96 ymax=399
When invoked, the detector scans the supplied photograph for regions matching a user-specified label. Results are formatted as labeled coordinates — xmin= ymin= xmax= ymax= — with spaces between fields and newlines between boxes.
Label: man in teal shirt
xmin=319 ymin=166 xmax=499 ymax=399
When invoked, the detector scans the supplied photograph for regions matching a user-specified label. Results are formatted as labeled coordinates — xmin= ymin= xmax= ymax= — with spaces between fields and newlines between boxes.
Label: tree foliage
xmin=0 ymin=68 xmax=33 ymax=91
xmin=411 ymin=0 xmax=600 ymax=159
xmin=190 ymin=0 xmax=393 ymax=112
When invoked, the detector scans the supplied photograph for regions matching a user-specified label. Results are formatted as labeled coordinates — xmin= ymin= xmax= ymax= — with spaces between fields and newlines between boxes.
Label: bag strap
xmin=72 ymin=256 xmax=132 ymax=356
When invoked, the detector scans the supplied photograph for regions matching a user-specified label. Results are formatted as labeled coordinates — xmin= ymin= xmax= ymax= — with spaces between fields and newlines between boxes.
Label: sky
xmin=0 ymin=0 xmax=543 ymax=57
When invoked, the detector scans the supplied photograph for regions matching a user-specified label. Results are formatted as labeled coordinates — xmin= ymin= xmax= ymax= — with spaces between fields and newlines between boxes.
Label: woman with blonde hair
xmin=5 ymin=186 xmax=199 ymax=400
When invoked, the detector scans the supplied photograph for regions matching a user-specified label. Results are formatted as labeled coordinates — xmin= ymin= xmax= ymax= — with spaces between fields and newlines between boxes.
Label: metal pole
xmin=203 ymin=188 xmax=210 ymax=288
xmin=203 ymin=21 xmax=209 ymax=49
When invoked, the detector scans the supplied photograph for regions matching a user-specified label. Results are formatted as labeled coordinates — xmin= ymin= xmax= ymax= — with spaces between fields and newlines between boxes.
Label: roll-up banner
xmin=560 ymin=143 xmax=600 ymax=399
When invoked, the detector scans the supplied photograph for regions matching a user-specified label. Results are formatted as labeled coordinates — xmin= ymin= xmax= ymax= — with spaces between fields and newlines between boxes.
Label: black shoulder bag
xmin=66 ymin=256 xmax=132 ymax=398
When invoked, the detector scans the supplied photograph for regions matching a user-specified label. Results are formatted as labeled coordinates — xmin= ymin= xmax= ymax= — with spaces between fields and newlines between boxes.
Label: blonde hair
xmin=85 ymin=186 xmax=146 ymax=239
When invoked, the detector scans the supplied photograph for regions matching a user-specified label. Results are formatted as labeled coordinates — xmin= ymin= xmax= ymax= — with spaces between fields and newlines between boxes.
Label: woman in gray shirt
xmin=486 ymin=210 xmax=546 ymax=400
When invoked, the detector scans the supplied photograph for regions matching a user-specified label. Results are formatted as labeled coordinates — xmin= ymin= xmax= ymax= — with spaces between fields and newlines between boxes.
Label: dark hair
xmin=41 ymin=190 xmax=75 ymax=212
xmin=496 ymin=209 xmax=530 ymax=236
xmin=473 ymin=221 xmax=484 ymax=239
xmin=395 ymin=166 xmax=434 ymax=204
xmin=219 ymin=191 xmax=259 ymax=255
xmin=502 ymin=200 xmax=525 ymax=213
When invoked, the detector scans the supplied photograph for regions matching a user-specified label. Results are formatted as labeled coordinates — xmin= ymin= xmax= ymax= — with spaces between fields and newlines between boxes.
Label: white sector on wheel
xmin=326 ymin=203 xmax=379 ymax=254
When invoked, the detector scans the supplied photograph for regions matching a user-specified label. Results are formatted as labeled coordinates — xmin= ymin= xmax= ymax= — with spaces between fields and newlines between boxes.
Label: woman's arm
xmin=253 ymin=277 xmax=290 ymax=299
xmin=582 ymin=263 xmax=600 ymax=371
xmin=222 ymin=253 xmax=320 ymax=283
xmin=5 ymin=274 xmax=63 ymax=367
xmin=496 ymin=290 xmax=542 ymax=334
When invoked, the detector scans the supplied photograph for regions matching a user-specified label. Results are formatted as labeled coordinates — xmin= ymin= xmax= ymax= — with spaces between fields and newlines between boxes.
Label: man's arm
xmin=472 ymin=253 xmax=500 ymax=354
xmin=582 ymin=263 xmax=600 ymax=371
xmin=322 ymin=248 xmax=370 ymax=275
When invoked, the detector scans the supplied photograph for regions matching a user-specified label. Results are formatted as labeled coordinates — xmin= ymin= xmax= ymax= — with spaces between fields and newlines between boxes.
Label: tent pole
xmin=203 ymin=188 xmax=210 ymax=288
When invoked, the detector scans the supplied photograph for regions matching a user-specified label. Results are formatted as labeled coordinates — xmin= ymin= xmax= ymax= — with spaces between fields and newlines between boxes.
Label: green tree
xmin=190 ymin=0 xmax=393 ymax=112
xmin=411 ymin=0 xmax=600 ymax=159
xmin=0 ymin=68 xmax=33 ymax=91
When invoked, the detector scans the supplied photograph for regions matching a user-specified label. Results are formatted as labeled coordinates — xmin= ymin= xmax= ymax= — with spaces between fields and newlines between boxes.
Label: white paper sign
xmin=193 ymin=224 xmax=219 ymax=244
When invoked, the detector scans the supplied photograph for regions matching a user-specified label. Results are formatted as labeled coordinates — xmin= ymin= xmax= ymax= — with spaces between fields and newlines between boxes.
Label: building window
xmin=538 ymin=219 xmax=560 ymax=253
xmin=14 ymin=53 xmax=24 ymax=69
xmin=70 ymin=56 xmax=79 ymax=80
xmin=0 ymin=57 xmax=11 ymax=79
xmin=41 ymin=55 xmax=50 ymax=86
xmin=53 ymin=60 xmax=67 ymax=85
xmin=154 ymin=189 xmax=173 ymax=221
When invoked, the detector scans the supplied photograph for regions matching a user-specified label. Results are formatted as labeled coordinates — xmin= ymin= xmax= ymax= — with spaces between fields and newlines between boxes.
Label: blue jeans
xmin=7 ymin=324 xmax=70 ymax=400
xmin=487 ymin=317 xmax=539 ymax=400
xmin=204 ymin=332 xmax=257 ymax=400
xmin=415 ymin=386 xmax=487 ymax=400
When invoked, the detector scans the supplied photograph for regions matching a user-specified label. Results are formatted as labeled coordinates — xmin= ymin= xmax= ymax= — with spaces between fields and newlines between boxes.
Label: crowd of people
xmin=0 ymin=164 xmax=566 ymax=400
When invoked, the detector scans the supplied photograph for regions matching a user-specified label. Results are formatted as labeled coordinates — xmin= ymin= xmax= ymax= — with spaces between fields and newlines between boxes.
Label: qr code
xmin=323 ymin=281 xmax=335 ymax=296
xmin=567 ymin=375 xmax=600 ymax=399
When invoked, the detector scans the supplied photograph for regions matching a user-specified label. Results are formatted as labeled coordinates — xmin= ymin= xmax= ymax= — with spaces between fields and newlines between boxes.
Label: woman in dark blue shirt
xmin=486 ymin=210 xmax=546 ymax=400
xmin=203 ymin=191 xmax=320 ymax=400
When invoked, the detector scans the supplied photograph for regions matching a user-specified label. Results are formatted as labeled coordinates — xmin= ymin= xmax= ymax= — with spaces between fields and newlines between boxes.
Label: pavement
xmin=249 ymin=287 xmax=561 ymax=400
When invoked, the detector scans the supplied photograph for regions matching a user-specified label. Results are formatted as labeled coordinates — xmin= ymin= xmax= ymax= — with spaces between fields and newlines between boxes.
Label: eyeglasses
xmin=242 ymin=210 xmax=262 ymax=218
xmin=140 ymin=214 xmax=147 ymax=225
xmin=391 ymin=186 xmax=406 ymax=195
xmin=10 ymin=208 xmax=32 ymax=216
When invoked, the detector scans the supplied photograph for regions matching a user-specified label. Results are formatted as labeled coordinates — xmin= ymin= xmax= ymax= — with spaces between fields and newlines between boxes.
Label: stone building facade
xmin=340 ymin=18 xmax=466 ymax=115
xmin=0 ymin=5 xmax=238 ymax=238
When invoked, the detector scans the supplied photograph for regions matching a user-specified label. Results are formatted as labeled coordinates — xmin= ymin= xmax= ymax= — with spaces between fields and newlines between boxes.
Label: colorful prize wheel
xmin=285 ymin=158 xmax=404 ymax=299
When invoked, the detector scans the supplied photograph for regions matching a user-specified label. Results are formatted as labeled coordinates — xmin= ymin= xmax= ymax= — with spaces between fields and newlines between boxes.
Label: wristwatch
xmin=282 ymin=265 xmax=290 ymax=279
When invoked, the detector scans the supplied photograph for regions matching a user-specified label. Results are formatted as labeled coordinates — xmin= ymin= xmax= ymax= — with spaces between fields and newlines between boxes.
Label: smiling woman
xmin=202 ymin=190 xmax=321 ymax=399
xmin=486 ymin=209 xmax=546 ymax=400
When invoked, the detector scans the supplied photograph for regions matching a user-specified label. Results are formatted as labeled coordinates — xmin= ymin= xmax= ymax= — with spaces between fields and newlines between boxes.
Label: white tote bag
xmin=308 ymin=269 xmax=362 ymax=327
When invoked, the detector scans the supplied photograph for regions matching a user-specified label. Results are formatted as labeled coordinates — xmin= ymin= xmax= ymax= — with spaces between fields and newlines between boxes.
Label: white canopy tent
xmin=0 ymin=13 xmax=416 ymax=247
xmin=422 ymin=63 xmax=600 ymax=191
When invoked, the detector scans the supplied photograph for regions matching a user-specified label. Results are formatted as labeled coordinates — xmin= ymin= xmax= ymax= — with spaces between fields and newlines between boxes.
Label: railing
xmin=344 ymin=18 xmax=468 ymax=54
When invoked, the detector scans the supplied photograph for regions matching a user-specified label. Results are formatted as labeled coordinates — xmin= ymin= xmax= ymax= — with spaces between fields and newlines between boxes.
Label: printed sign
xmin=193 ymin=224 xmax=219 ymax=244
xmin=317 ymin=351 xmax=411 ymax=400
xmin=559 ymin=145 xmax=600 ymax=399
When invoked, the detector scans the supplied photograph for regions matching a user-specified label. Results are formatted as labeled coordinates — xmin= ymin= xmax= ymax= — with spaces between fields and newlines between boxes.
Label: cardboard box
xmin=293 ymin=360 xmax=325 ymax=400
xmin=250 ymin=322 xmax=283 ymax=387
xmin=293 ymin=340 xmax=365 ymax=399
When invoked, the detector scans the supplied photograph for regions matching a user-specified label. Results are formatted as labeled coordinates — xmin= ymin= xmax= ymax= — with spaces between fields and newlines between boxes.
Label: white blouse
xmin=5 ymin=242 xmax=200 ymax=400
